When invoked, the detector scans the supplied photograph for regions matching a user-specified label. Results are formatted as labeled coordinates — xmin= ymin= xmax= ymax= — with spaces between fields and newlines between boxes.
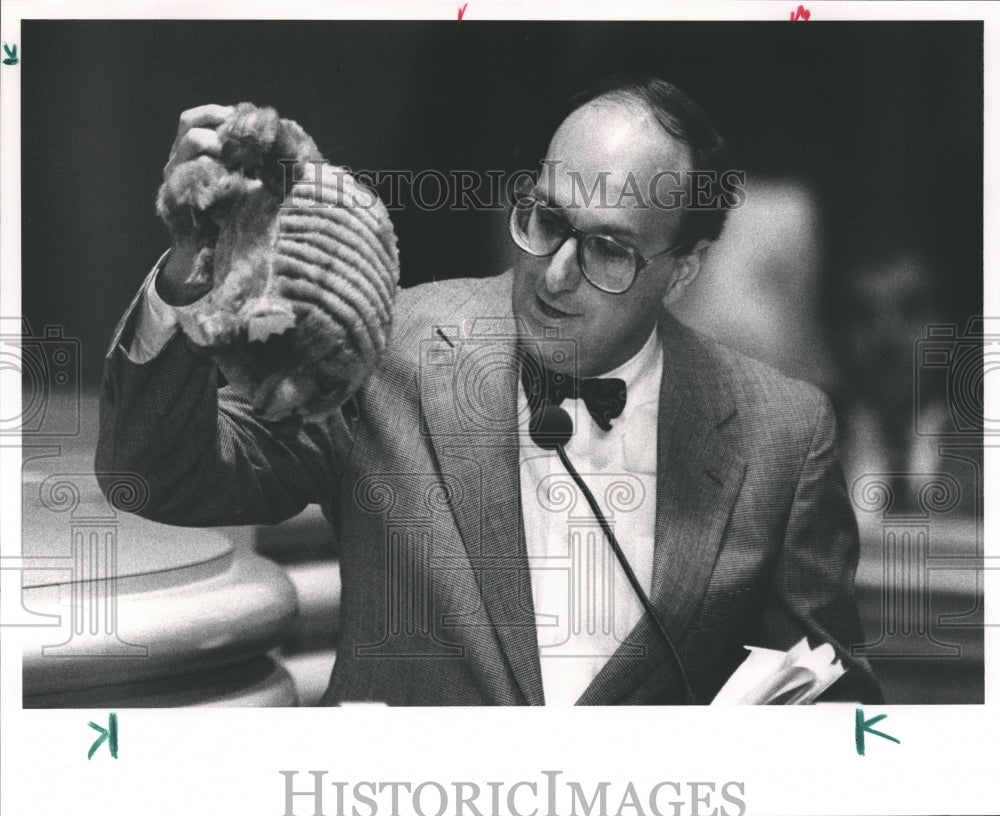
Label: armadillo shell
xmin=240 ymin=161 xmax=399 ymax=423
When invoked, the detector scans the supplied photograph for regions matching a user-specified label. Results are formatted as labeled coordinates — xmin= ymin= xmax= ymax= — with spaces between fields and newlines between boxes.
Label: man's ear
xmin=663 ymin=239 xmax=711 ymax=304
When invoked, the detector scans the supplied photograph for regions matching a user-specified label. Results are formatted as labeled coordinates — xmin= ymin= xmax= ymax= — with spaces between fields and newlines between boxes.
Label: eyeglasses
xmin=508 ymin=178 xmax=683 ymax=295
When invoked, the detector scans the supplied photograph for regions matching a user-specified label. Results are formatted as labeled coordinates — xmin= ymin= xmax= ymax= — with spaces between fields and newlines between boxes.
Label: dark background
xmin=21 ymin=20 xmax=982 ymax=385
xmin=18 ymin=21 xmax=985 ymax=704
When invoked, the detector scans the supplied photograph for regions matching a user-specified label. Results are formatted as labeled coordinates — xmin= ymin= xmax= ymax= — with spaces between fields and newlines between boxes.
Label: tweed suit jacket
xmin=97 ymin=268 xmax=883 ymax=705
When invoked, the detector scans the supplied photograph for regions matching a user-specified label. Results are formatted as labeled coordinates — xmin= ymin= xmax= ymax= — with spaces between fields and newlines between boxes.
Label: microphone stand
xmin=530 ymin=403 xmax=697 ymax=705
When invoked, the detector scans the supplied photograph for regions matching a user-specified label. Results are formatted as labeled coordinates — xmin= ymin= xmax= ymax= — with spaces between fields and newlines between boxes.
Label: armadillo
xmin=155 ymin=103 xmax=400 ymax=431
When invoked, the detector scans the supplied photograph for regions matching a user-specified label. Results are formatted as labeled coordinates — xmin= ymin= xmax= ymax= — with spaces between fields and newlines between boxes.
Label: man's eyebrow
xmin=534 ymin=188 xmax=642 ymax=242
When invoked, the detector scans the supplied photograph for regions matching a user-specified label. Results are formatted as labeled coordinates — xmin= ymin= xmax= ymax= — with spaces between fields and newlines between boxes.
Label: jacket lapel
xmin=418 ymin=279 xmax=746 ymax=706
xmin=417 ymin=276 xmax=545 ymax=706
xmin=577 ymin=312 xmax=746 ymax=705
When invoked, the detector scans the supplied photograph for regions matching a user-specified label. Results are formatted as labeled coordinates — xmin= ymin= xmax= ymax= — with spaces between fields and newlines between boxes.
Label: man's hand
xmin=158 ymin=104 xmax=235 ymax=305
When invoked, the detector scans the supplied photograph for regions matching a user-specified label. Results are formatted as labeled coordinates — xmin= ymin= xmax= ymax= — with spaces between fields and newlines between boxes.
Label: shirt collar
xmin=594 ymin=325 xmax=662 ymax=410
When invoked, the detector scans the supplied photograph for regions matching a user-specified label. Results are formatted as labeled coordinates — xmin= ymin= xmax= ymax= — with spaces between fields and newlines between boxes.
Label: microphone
xmin=528 ymin=400 xmax=696 ymax=704
xmin=529 ymin=403 xmax=574 ymax=450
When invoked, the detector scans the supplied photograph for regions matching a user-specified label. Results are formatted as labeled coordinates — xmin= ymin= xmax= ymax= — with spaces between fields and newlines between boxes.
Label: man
xmin=97 ymin=76 xmax=882 ymax=705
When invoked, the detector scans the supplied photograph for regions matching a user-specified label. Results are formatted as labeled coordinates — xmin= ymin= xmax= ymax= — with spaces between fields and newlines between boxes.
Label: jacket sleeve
xmin=95 ymin=266 xmax=350 ymax=528
xmin=752 ymin=394 xmax=885 ymax=704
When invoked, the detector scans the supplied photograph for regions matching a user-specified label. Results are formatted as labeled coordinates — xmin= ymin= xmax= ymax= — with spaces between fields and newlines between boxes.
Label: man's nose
xmin=543 ymin=238 xmax=583 ymax=294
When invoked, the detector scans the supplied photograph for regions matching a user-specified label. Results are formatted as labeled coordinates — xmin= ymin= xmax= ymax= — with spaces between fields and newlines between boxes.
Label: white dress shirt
xmin=126 ymin=254 xmax=182 ymax=364
xmin=518 ymin=328 xmax=662 ymax=705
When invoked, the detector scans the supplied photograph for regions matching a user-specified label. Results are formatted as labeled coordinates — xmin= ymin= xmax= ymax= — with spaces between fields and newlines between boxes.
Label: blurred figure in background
xmin=671 ymin=176 xmax=832 ymax=387
xmin=827 ymin=252 xmax=949 ymax=509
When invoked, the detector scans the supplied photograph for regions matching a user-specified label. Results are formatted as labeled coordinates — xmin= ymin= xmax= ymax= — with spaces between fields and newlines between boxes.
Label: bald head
xmin=511 ymin=93 xmax=709 ymax=376
xmin=543 ymin=96 xmax=693 ymax=250
xmin=552 ymin=75 xmax=737 ymax=247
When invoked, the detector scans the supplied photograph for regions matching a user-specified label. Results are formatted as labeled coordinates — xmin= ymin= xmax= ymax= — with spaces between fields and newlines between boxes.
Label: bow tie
xmin=520 ymin=360 xmax=627 ymax=432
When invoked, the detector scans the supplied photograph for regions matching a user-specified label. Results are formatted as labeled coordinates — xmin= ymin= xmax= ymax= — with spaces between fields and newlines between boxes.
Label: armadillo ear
xmin=270 ymin=117 xmax=324 ymax=199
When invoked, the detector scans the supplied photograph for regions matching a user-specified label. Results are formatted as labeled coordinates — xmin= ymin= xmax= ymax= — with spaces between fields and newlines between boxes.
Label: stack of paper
xmin=711 ymin=638 xmax=846 ymax=705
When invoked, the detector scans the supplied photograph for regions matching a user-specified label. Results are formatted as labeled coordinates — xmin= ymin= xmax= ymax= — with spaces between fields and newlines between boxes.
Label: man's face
xmin=511 ymin=97 xmax=699 ymax=376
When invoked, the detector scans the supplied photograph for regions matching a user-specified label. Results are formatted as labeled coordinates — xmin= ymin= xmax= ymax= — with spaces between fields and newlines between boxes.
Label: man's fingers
xmin=166 ymin=104 xmax=234 ymax=171
xmin=176 ymin=104 xmax=235 ymax=141
xmin=176 ymin=127 xmax=224 ymax=161
xmin=165 ymin=127 xmax=224 ymax=175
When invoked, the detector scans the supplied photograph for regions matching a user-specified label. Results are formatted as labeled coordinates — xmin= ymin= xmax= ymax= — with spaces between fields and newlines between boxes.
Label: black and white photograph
xmin=1 ymin=4 xmax=995 ymax=815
